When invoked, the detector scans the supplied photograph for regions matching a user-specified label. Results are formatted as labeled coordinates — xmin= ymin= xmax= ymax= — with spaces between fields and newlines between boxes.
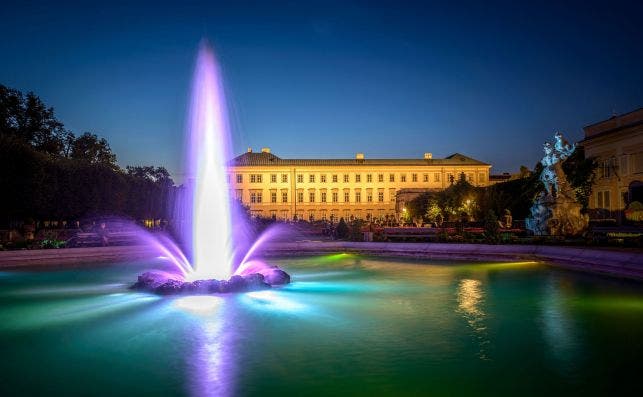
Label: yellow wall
xmin=583 ymin=127 xmax=643 ymax=211
xmin=227 ymin=164 xmax=491 ymax=220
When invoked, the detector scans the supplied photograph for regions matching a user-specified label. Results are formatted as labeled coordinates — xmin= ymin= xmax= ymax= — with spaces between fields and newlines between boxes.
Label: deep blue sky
xmin=2 ymin=1 xmax=642 ymax=180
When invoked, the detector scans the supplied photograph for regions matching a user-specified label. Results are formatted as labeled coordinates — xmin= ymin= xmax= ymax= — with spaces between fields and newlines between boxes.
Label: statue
xmin=526 ymin=132 xmax=588 ymax=236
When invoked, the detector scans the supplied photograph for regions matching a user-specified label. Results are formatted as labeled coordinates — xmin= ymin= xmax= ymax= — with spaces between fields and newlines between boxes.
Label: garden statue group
xmin=526 ymin=132 xmax=589 ymax=236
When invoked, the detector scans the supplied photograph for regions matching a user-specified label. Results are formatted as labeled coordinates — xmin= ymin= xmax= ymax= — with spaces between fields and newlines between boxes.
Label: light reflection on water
xmin=456 ymin=278 xmax=490 ymax=360
xmin=1 ymin=256 xmax=643 ymax=396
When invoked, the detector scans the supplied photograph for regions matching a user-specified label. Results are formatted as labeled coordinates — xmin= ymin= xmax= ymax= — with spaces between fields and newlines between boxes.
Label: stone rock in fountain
xmin=263 ymin=267 xmax=291 ymax=285
xmin=132 ymin=268 xmax=290 ymax=296
xmin=526 ymin=132 xmax=589 ymax=236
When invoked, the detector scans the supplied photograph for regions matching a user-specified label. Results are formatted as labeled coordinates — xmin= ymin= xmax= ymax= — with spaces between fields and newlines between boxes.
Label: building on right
xmin=580 ymin=108 xmax=643 ymax=220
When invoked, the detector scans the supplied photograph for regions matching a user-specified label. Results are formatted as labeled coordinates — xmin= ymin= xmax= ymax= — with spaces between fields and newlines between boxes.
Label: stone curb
xmin=0 ymin=242 xmax=641 ymax=280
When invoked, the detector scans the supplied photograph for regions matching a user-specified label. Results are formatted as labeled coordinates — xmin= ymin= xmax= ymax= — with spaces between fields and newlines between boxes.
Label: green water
xmin=1 ymin=255 xmax=642 ymax=396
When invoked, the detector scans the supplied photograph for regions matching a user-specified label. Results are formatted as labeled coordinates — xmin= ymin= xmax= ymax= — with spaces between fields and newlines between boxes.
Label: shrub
xmin=483 ymin=210 xmax=500 ymax=243
xmin=336 ymin=218 xmax=349 ymax=239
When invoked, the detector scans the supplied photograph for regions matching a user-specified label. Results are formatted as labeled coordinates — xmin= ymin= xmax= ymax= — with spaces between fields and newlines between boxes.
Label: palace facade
xmin=581 ymin=108 xmax=643 ymax=217
xmin=228 ymin=148 xmax=491 ymax=221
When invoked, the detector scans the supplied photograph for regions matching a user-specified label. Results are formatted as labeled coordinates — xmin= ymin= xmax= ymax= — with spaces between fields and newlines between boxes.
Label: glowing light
xmin=242 ymin=290 xmax=307 ymax=313
xmin=174 ymin=295 xmax=223 ymax=314
xmin=183 ymin=42 xmax=235 ymax=281
xmin=453 ymin=261 xmax=539 ymax=272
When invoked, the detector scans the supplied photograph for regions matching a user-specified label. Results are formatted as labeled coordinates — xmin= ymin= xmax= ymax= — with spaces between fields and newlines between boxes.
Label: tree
xmin=70 ymin=132 xmax=117 ymax=167
xmin=125 ymin=166 xmax=175 ymax=220
xmin=437 ymin=179 xmax=477 ymax=221
xmin=0 ymin=85 xmax=177 ymax=226
xmin=406 ymin=192 xmax=432 ymax=221
xmin=336 ymin=218 xmax=349 ymax=239
xmin=0 ymin=85 xmax=69 ymax=155
xmin=561 ymin=146 xmax=597 ymax=211
xmin=483 ymin=210 xmax=500 ymax=243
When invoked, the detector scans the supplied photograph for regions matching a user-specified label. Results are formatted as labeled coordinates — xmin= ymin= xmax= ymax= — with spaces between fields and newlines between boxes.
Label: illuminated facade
xmin=581 ymin=108 xmax=643 ymax=215
xmin=228 ymin=148 xmax=491 ymax=221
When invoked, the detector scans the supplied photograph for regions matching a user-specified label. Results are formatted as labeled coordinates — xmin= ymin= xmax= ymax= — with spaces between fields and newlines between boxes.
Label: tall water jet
xmin=184 ymin=42 xmax=234 ymax=281
xmin=133 ymin=40 xmax=290 ymax=295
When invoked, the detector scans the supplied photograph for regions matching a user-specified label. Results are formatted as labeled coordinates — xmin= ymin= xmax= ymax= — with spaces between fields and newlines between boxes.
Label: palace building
xmin=228 ymin=148 xmax=491 ymax=221
xmin=581 ymin=108 xmax=643 ymax=218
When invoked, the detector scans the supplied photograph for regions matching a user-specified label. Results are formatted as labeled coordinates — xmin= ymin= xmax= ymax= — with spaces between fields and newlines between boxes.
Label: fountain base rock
xmin=132 ymin=268 xmax=290 ymax=295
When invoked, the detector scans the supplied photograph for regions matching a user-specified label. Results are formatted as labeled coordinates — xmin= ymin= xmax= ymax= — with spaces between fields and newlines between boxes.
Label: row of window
xmin=234 ymin=172 xmax=487 ymax=184
xmin=254 ymin=210 xmax=395 ymax=222
xmin=240 ymin=190 xmax=393 ymax=204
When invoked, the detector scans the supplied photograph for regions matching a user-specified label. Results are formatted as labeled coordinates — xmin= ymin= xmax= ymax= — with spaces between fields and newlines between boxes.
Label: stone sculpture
xmin=526 ymin=132 xmax=589 ymax=236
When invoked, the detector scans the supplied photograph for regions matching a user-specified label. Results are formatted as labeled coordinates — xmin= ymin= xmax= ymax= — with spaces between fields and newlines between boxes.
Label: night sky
xmin=2 ymin=1 xmax=642 ymax=181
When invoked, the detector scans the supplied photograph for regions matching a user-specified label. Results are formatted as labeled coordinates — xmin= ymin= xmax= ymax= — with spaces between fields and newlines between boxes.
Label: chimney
xmin=261 ymin=147 xmax=271 ymax=153
xmin=247 ymin=147 xmax=253 ymax=153
xmin=424 ymin=153 xmax=432 ymax=160
xmin=355 ymin=153 xmax=364 ymax=160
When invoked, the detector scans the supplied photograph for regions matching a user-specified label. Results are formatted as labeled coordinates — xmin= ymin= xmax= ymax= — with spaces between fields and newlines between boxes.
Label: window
xmin=378 ymin=174 xmax=384 ymax=182
xmin=412 ymin=173 xmax=417 ymax=182
xmin=423 ymin=174 xmax=429 ymax=182
xmin=367 ymin=174 xmax=373 ymax=183
xmin=250 ymin=174 xmax=262 ymax=183
xmin=282 ymin=192 xmax=288 ymax=203
xmin=250 ymin=192 xmax=262 ymax=203
xmin=309 ymin=192 xmax=315 ymax=202
xmin=597 ymin=191 xmax=611 ymax=209
xmin=309 ymin=174 xmax=315 ymax=183
xmin=367 ymin=192 xmax=373 ymax=202
xmin=355 ymin=174 xmax=361 ymax=183
xmin=634 ymin=152 xmax=643 ymax=174
xmin=321 ymin=192 xmax=327 ymax=202
xmin=343 ymin=174 xmax=349 ymax=183
xmin=378 ymin=192 xmax=384 ymax=202
xmin=478 ymin=173 xmax=485 ymax=183
xmin=297 ymin=174 xmax=304 ymax=183
xmin=401 ymin=174 xmax=406 ymax=182
xmin=344 ymin=192 xmax=350 ymax=202
xmin=389 ymin=174 xmax=395 ymax=182
xmin=271 ymin=192 xmax=277 ymax=203
xmin=281 ymin=174 xmax=288 ymax=183
xmin=297 ymin=192 xmax=304 ymax=202
xmin=236 ymin=174 xmax=243 ymax=183
xmin=270 ymin=174 xmax=277 ymax=183
xmin=321 ymin=174 xmax=327 ymax=183
xmin=599 ymin=157 xmax=618 ymax=179
xmin=434 ymin=173 xmax=440 ymax=182
xmin=467 ymin=173 xmax=474 ymax=183
xmin=389 ymin=189 xmax=396 ymax=201
xmin=448 ymin=174 xmax=454 ymax=184
xmin=332 ymin=174 xmax=338 ymax=183
xmin=355 ymin=191 xmax=361 ymax=203
xmin=620 ymin=155 xmax=629 ymax=176
xmin=332 ymin=192 xmax=338 ymax=202
xmin=235 ymin=190 xmax=243 ymax=201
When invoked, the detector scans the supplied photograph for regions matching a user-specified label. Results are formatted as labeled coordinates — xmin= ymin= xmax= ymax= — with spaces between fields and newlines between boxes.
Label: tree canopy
xmin=0 ymin=84 xmax=176 ymax=226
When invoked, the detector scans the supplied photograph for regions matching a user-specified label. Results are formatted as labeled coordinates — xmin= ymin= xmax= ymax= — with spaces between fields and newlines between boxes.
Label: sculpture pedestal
xmin=527 ymin=193 xmax=588 ymax=236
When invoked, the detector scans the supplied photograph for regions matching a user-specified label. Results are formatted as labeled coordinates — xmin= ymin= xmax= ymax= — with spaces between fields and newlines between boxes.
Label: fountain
xmin=133 ymin=41 xmax=290 ymax=295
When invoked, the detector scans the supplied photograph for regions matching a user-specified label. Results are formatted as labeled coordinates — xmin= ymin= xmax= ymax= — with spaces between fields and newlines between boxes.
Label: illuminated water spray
xmin=134 ymin=41 xmax=290 ymax=293
xmin=184 ymin=42 xmax=234 ymax=281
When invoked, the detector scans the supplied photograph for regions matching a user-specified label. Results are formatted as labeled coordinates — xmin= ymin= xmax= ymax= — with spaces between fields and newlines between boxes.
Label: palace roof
xmin=230 ymin=151 xmax=489 ymax=167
